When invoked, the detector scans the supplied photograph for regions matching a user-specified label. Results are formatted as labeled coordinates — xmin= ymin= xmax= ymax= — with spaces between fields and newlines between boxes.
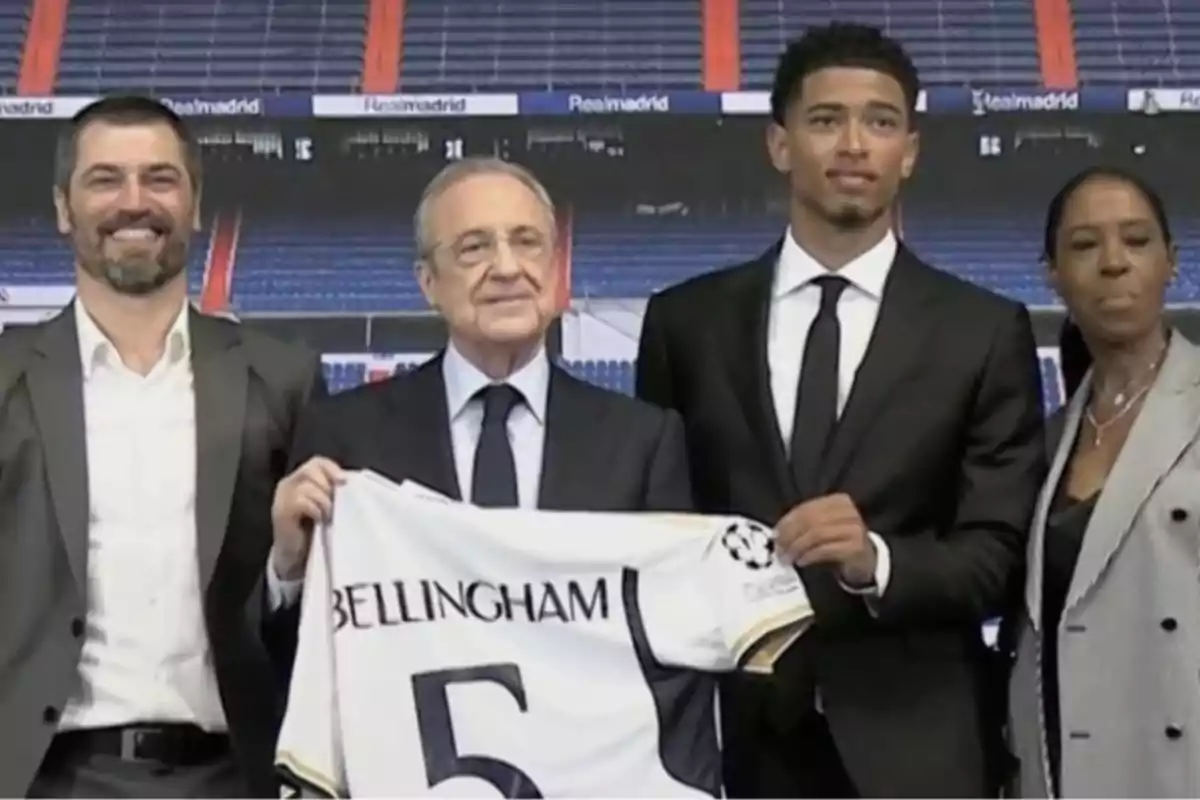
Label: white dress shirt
xmin=267 ymin=343 xmax=550 ymax=604
xmin=60 ymin=300 xmax=226 ymax=732
xmin=443 ymin=341 xmax=550 ymax=509
xmin=767 ymin=228 xmax=895 ymax=595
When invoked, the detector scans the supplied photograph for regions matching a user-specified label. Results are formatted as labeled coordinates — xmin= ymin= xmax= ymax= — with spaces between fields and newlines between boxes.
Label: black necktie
xmin=471 ymin=384 xmax=522 ymax=507
xmin=789 ymin=275 xmax=849 ymax=497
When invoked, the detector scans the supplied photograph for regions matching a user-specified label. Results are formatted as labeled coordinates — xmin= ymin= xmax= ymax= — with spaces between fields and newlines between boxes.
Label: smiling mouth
xmin=105 ymin=227 xmax=164 ymax=244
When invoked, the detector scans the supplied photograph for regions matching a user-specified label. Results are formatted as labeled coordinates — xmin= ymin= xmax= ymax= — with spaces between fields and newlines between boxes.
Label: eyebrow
xmin=1063 ymin=218 xmax=1154 ymax=235
xmin=804 ymin=100 xmax=904 ymax=115
xmin=454 ymin=224 xmax=545 ymax=241
xmin=79 ymin=162 xmax=184 ymax=180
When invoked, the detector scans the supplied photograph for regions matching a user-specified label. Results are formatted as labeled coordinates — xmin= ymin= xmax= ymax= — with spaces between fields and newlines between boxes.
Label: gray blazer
xmin=0 ymin=305 xmax=326 ymax=797
xmin=1007 ymin=331 xmax=1200 ymax=798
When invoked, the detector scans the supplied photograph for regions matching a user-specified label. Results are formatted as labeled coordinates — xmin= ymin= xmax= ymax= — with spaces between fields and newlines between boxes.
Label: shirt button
xmin=1171 ymin=508 xmax=1188 ymax=522
xmin=42 ymin=706 xmax=59 ymax=724
xmin=1166 ymin=725 xmax=1184 ymax=740
xmin=1162 ymin=618 xmax=1178 ymax=632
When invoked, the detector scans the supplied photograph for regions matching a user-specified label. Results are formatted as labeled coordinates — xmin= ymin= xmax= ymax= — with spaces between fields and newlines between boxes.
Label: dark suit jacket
xmin=635 ymin=243 xmax=1047 ymax=797
xmin=288 ymin=352 xmax=692 ymax=513
xmin=0 ymin=305 xmax=326 ymax=798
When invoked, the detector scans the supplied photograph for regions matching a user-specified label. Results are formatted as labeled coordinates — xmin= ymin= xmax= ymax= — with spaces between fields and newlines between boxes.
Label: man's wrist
xmin=839 ymin=539 xmax=879 ymax=587
xmin=271 ymin=546 xmax=305 ymax=582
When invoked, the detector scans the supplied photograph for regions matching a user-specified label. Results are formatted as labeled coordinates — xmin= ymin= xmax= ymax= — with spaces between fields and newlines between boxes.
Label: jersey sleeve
xmin=275 ymin=523 xmax=347 ymax=798
xmin=640 ymin=517 xmax=814 ymax=675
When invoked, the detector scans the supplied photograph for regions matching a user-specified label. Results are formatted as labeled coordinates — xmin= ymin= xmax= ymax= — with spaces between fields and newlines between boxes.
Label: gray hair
xmin=413 ymin=157 xmax=556 ymax=260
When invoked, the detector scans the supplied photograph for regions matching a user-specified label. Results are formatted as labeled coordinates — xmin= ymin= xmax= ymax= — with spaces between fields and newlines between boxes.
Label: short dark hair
xmin=769 ymin=22 xmax=921 ymax=126
xmin=54 ymin=94 xmax=201 ymax=194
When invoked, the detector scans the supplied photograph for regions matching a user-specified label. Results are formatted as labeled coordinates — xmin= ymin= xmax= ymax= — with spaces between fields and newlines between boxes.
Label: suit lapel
xmin=723 ymin=244 xmax=793 ymax=503
xmin=1065 ymin=333 xmax=1200 ymax=613
xmin=190 ymin=310 xmax=247 ymax=594
xmin=397 ymin=356 xmax=462 ymax=500
xmin=28 ymin=308 xmax=89 ymax=595
xmin=819 ymin=249 xmax=940 ymax=492
xmin=1025 ymin=395 xmax=1087 ymax=630
xmin=538 ymin=367 xmax=593 ymax=509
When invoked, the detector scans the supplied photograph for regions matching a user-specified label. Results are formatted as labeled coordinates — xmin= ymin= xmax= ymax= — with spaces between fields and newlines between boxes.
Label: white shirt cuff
xmin=840 ymin=532 xmax=891 ymax=598
xmin=265 ymin=550 xmax=304 ymax=611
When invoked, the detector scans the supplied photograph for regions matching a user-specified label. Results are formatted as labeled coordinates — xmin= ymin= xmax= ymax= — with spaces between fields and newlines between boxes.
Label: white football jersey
xmin=276 ymin=471 xmax=813 ymax=798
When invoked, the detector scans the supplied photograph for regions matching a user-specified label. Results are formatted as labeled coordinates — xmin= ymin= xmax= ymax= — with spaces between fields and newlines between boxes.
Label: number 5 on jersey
xmin=412 ymin=664 xmax=544 ymax=798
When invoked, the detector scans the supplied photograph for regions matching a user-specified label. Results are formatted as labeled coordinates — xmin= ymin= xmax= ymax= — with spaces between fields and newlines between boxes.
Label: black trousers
xmin=725 ymin=709 xmax=859 ymax=799
xmin=28 ymin=734 xmax=248 ymax=799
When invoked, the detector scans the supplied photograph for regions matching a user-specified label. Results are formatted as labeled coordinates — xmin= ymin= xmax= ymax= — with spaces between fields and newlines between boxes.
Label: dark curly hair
xmin=769 ymin=22 xmax=921 ymax=126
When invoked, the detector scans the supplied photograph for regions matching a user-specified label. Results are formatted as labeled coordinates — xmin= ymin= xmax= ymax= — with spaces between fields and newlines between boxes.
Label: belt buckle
xmin=119 ymin=728 xmax=146 ymax=761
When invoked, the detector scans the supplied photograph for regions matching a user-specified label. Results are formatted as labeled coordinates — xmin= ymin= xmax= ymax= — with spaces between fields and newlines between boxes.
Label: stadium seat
xmin=0 ymin=215 xmax=208 ymax=298
xmin=572 ymin=213 xmax=781 ymax=299
xmin=55 ymin=0 xmax=365 ymax=95
xmin=1040 ymin=354 xmax=1065 ymax=413
xmin=400 ymin=0 xmax=703 ymax=91
xmin=559 ymin=359 xmax=635 ymax=396
xmin=0 ymin=3 xmax=24 ymax=95
xmin=739 ymin=0 xmax=1043 ymax=88
xmin=231 ymin=215 xmax=423 ymax=314
xmin=904 ymin=205 xmax=1200 ymax=307
xmin=7 ymin=0 xmax=1198 ymax=94
xmin=1073 ymin=4 xmax=1200 ymax=86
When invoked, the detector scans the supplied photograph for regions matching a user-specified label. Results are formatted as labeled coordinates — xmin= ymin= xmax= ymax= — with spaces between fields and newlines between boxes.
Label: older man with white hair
xmin=269 ymin=157 xmax=693 ymax=583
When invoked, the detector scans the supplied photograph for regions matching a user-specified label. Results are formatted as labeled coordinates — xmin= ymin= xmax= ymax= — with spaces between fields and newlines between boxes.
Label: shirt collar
xmin=75 ymin=298 xmax=191 ymax=378
xmin=773 ymin=227 xmax=898 ymax=301
xmin=443 ymin=339 xmax=550 ymax=425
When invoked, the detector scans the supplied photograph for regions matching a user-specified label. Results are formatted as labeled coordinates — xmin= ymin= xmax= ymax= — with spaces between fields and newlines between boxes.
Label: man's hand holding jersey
xmin=271 ymin=457 xmax=346 ymax=580
xmin=776 ymin=493 xmax=878 ymax=589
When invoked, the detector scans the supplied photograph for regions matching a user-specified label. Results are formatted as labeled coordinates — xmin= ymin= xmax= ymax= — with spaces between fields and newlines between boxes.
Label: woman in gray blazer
xmin=1006 ymin=166 xmax=1200 ymax=798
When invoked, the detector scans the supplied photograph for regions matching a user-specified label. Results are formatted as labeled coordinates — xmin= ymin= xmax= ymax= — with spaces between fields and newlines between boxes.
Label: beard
xmin=71 ymin=211 xmax=190 ymax=296
xmin=83 ymin=249 xmax=187 ymax=296
xmin=816 ymin=198 xmax=887 ymax=231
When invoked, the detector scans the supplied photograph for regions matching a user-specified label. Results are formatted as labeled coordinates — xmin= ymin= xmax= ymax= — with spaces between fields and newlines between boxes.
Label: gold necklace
xmin=1084 ymin=346 xmax=1166 ymax=445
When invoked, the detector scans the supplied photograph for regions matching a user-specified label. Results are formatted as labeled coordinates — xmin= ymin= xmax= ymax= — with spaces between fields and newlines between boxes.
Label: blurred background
xmin=0 ymin=0 xmax=1196 ymax=411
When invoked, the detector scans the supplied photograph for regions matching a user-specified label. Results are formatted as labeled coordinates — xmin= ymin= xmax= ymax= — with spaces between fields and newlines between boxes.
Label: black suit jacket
xmin=0 ymin=306 xmax=326 ymax=798
xmin=289 ymin=353 xmax=692 ymax=513
xmin=635 ymin=243 xmax=1047 ymax=797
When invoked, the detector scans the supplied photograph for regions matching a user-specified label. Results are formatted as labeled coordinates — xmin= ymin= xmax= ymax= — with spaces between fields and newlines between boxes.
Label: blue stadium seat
xmin=231 ymin=215 xmax=424 ymax=314
xmin=4 ymin=206 xmax=1198 ymax=315
xmin=558 ymin=359 xmax=635 ymax=396
xmin=0 ymin=2 xmax=25 ymax=95
xmin=1073 ymin=3 xmax=1200 ymax=86
xmin=1040 ymin=354 xmax=1065 ymax=413
xmin=400 ymin=0 xmax=703 ymax=91
xmin=0 ymin=215 xmax=208 ymax=297
xmin=739 ymin=0 xmax=1042 ymax=88
xmin=572 ymin=213 xmax=780 ymax=298
xmin=904 ymin=205 xmax=1200 ymax=307
xmin=55 ymin=0 xmax=366 ymax=95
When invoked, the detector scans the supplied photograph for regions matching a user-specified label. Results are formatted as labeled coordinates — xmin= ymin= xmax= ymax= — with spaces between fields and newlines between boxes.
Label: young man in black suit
xmin=636 ymin=23 xmax=1046 ymax=798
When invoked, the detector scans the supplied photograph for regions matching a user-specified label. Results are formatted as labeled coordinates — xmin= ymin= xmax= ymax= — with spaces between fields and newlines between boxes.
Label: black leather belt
xmin=48 ymin=724 xmax=230 ymax=766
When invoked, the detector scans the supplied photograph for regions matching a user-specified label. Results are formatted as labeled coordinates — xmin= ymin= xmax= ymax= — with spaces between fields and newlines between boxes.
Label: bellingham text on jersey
xmin=331 ymin=577 xmax=611 ymax=630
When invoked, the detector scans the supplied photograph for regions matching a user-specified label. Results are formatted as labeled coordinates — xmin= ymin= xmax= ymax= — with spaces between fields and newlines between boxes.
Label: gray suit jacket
xmin=1008 ymin=331 xmax=1200 ymax=798
xmin=0 ymin=305 xmax=325 ymax=798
